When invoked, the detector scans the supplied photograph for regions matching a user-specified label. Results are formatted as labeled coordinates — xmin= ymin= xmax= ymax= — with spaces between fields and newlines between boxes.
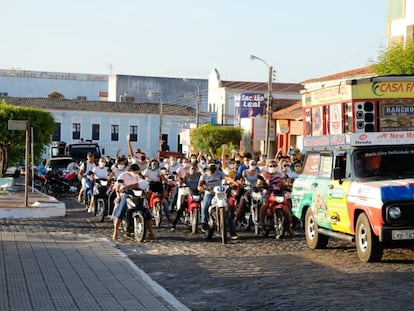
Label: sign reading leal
xmin=239 ymin=93 xmax=265 ymax=118
xmin=351 ymin=131 xmax=414 ymax=146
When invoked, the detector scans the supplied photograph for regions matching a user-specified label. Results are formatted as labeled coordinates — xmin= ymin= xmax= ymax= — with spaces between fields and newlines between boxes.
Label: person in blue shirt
xmin=38 ymin=159 xmax=47 ymax=175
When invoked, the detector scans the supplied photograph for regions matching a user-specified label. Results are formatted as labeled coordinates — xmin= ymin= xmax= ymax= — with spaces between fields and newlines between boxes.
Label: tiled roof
xmin=4 ymin=97 xmax=198 ymax=116
xmin=301 ymin=66 xmax=374 ymax=84
xmin=272 ymin=101 xmax=302 ymax=120
xmin=220 ymin=80 xmax=303 ymax=93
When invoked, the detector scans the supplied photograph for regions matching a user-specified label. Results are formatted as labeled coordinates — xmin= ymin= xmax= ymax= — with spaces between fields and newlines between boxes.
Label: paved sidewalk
xmin=0 ymin=231 xmax=189 ymax=311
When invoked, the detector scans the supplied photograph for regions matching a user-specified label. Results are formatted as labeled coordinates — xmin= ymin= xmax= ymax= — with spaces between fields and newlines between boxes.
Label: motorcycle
xmin=82 ymin=172 xmax=95 ymax=206
xmin=121 ymin=188 xmax=149 ymax=242
xmin=43 ymin=169 xmax=79 ymax=197
xmin=204 ymin=185 xmax=229 ymax=244
xmin=93 ymin=178 xmax=110 ymax=222
xmin=148 ymin=181 xmax=164 ymax=227
xmin=248 ymin=186 xmax=264 ymax=235
xmin=33 ymin=169 xmax=47 ymax=192
xmin=262 ymin=189 xmax=290 ymax=239
xmin=179 ymin=187 xmax=202 ymax=234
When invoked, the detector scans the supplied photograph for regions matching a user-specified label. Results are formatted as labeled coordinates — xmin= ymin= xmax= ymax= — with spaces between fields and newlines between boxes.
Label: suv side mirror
xmin=333 ymin=167 xmax=345 ymax=181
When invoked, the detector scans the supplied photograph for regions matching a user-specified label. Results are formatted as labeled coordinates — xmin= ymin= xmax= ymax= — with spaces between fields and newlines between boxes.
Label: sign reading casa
xmin=372 ymin=82 xmax=414 ymax=96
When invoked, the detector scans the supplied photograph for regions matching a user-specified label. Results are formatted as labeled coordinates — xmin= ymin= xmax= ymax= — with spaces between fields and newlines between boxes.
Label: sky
xmin=1 ymin=0 xmax=387 ymax=83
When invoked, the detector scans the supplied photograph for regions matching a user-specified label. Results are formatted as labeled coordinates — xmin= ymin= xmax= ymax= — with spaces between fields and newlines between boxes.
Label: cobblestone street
xmin=2 ymin=198 xmax=414 ymax=311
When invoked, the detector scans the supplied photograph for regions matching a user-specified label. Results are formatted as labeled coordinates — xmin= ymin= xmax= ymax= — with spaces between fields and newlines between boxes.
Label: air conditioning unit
xmin=354 ymin=101 xmax=376 ymax=132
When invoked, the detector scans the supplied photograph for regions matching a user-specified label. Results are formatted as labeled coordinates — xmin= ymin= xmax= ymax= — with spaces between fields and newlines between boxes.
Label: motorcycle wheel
xmin=84 ymin=193 xmax=91 ymax=207
xmin=262 ymin=217 xmax=270 ymax=237
xmin=274 ymin=209 xmax=285 ymax=240
xmin=134 ymin=211 xmax=146 ymax=242
xmin=252 ymin=206 xmax=260 ymax=235
xmin=153 ymin=202 xmax=163 ymax=228
xmin=43 ymin=183 xmax=52 ymax=196
xmin=97 ymin=199 xmax=106 ymax=222
xmin=190 ymin=208 xmax=200 ymax=234
xmin=219 ymin=208 xmax=228 ymax=244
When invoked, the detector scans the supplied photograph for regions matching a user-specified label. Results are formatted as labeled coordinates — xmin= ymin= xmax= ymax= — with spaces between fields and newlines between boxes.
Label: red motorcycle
xmin=148 ymin=181 xmax=164 ymax=227
xmin=262 ymin=189 xmax=291 ymax=239
xmin=184 ymin=189 xmax=202 ymax=234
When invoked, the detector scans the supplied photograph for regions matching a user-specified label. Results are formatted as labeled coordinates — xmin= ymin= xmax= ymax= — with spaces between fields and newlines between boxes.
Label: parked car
xmin=45 ymin=157 xmax=76 ymax=172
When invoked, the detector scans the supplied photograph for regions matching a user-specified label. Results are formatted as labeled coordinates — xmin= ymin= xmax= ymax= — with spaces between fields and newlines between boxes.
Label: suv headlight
xmin=388 ymin=206 xmax=401 ymax=220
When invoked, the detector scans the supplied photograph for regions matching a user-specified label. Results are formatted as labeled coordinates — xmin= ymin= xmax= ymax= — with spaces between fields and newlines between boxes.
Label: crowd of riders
xmin=68 ymin=134 xmax=304 ymax=241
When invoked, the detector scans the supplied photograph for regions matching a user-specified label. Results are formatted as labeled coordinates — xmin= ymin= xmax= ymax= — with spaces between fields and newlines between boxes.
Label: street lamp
xmin=250 ymin=54 xmax=273 ymax=157
xmin=147 ymin=91 xmax=163 ymax=151
xmin=183 ymin=78 xmax=200 ymax=127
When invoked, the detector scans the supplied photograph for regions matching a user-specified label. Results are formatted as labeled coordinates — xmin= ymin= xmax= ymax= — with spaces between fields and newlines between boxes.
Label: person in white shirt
xmin=77 ymin=152 xmax=96 ymax=203
xmin=112 ymin=164 xmax=154 ymax=240
xmin=88 ymin=157 xmax=111 ymax=213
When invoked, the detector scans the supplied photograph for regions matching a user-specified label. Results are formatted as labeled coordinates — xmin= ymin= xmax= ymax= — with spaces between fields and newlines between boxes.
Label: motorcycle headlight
xmin=275 ymin=196 xmax=285 ymax=203
xmin=132 ymin=189 xmax=143 ymax=197
xmin=388 ymin=206 xmax=401 ymax=220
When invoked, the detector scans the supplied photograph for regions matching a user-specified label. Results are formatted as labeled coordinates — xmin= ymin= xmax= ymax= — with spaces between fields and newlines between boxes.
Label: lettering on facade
xmin=372 ymin=82 xmax=414 ymax=96
xmin=0 ymin=69 xmax=107 ymax=81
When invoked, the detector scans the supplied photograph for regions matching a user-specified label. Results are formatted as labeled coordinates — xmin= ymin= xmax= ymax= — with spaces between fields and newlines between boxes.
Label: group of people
xmin=73 ymin=135 xmax=303 ymax=242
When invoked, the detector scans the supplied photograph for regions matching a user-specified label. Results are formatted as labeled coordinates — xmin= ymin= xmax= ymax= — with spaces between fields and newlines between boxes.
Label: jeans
xmin=201 ymin=192 xmax=214 ymax=224
xmin=112 ymin=194 xmax=128 ymax=220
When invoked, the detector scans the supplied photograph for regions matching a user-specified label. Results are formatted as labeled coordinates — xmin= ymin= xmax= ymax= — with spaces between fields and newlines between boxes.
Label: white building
xmin=387 ymin=0 xmax=414 ymax=45
xmin=0 ymin=68 xmax=107 ymax=100
xmin=6 ymin=97 xmax=195 ymax=159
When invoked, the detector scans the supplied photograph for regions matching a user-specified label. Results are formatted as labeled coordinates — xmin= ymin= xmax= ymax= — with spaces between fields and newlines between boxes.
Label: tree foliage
xmin=372 ymin=41 xmax=414 ymax=75
xmin=0 ymin=100 xmax=56 ymax=175
xmin=190 ymin=123 xmax=243 ymax=156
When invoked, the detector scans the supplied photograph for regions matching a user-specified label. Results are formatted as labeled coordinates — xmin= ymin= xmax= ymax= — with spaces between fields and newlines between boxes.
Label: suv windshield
xmin=353 ymin=147 xmax=414 ymax=179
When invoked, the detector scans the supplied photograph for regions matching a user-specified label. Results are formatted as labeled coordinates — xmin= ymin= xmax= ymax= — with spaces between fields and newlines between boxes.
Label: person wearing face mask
xmin=143 ymin=159 xmax=171 ymax=222
xmin=260 ymin=159 xmax=294 ymax=235
xmin=108 ymin=158 xmax=128 ymax=215
xmin=257 ymin=154 xmax=267 ymax=172
xmin=176 ymin=158 xmax=191 ymax=179
xmin=234 ymin=160 xmax=264 ymax=227
xmin=165 ymin=156 xmax=181 ymax=175
xmin=198 ymin=162 xmax=226 ymax=231
xmin=168 ymin=158 xmax=191 ymax=213
xmin=112 ymin=164 xmax=155 ymax=240
xmin=171 ymin=164 xmax=201 ymax=231
xmin=88 ymin=157 xmax=111 ymax=213
xmin=189 ymin=154 xmax=198 ymax=165
xmin=197 ymin=156 xmax=208 ymax=174
xmin=126 ymin=134 xmax=147 ymax=169
xmin=236 ymin=153 xmax=252 ymax=176
xmin=111 ymin=158 xmax=127 ymax=180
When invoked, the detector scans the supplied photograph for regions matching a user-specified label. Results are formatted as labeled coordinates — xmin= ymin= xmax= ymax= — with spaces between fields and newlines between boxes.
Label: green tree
xmin=190 ymin=123 xmax=243 ymax=156
xmin=372 ymin=40 xmax=414 ymax=75
xmin=0 ymin=100 xmax=56 ymax=175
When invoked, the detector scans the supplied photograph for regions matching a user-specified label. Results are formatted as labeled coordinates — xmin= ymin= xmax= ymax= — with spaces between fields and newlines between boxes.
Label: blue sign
xmin=239 ymin=93 xmax=265 ymax=118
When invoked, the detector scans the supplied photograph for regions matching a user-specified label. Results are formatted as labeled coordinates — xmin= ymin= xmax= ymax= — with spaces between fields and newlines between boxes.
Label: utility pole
xmin=250 ymin=54 xmax=274 ymax=156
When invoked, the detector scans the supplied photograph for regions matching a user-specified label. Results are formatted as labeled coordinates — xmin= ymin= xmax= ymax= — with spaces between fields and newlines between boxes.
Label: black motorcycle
xmin=93 ymin=178 xmax=111 ymax=222
xmin=121 ymin=188 xmax=148 ymax=242
xmin=43 ymin=169 xmax=78 ymax=197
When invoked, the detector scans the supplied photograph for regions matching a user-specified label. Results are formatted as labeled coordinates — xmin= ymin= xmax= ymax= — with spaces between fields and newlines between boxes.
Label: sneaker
xmin=201 ymin=223 xmax=208 ymax=232
xmin=87 ymin=207 xmax=92 ymax=213
xmin=230 ymin=234 xmax=239 ymax=240
xmin=170 ymin=227 xmax=176 ymax=231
